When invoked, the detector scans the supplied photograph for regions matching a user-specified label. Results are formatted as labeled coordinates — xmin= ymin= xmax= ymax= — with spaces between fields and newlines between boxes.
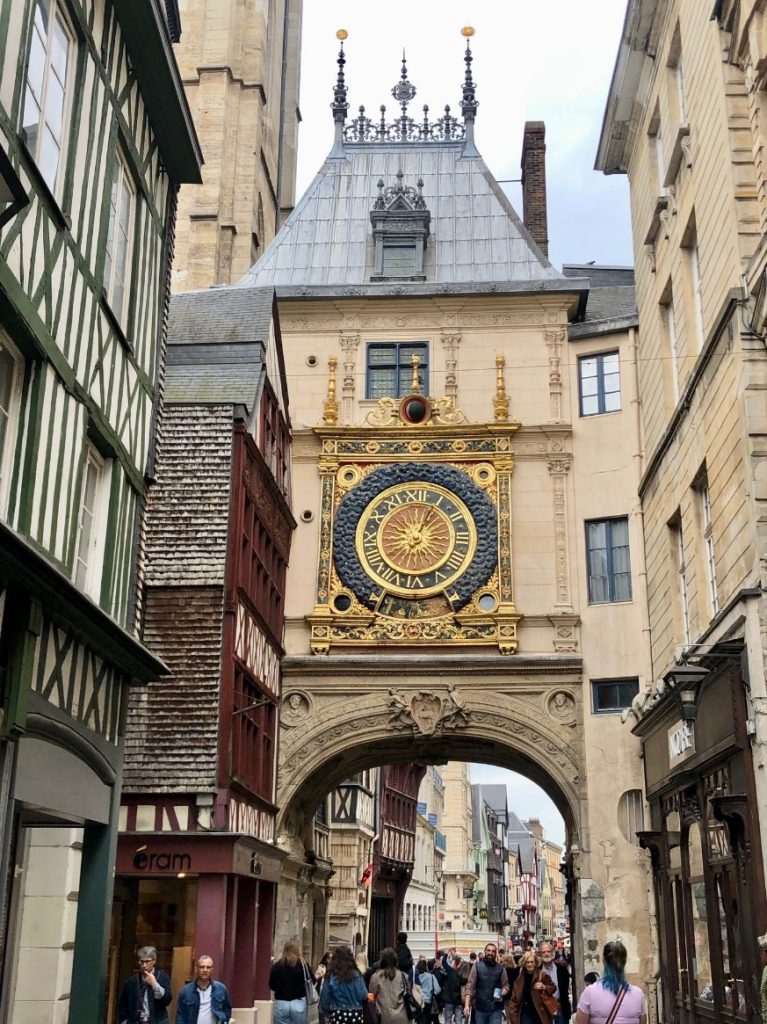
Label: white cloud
xmin=296 ymin=0 xmax=633 ymax=268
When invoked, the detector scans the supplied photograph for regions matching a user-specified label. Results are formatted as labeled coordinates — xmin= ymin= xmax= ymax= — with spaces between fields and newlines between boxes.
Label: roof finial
xmin=494 ymin=352 xmax=509 ymax=422
xmin=411 ymin=353 xmax=422 ymax=395
xmin=391 ymin=50 xmax=417 ymax=140
xmin=460 ymin=26 xmax=479 ymax=153
xmin=331 ymin=29 xmax=349 ymax=144
xmin=323 ymin=356 xmax=340 ymax=425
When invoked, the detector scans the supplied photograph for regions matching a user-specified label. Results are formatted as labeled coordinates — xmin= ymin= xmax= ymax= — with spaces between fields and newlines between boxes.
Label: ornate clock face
xmin=357 ymin=483 xmax=476 ymax=597
xmin=333 ymin=462 xmax=497 ymax=613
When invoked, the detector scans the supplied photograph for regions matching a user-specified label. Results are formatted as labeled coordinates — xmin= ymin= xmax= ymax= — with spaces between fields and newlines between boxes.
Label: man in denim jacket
xmin=176 ymin=956 xmax=232 ymax=1024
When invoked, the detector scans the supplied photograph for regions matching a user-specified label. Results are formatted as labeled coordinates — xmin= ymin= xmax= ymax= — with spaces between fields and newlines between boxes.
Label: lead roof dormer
xmin=370 ymin=170 xmax=431 ymax=281
xmin=238 ymin=31 xmax=586 ymax=298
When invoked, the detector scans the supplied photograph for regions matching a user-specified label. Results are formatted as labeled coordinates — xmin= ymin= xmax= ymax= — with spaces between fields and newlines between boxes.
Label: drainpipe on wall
xmin=629 ymin=324 xmax=654 ymax=683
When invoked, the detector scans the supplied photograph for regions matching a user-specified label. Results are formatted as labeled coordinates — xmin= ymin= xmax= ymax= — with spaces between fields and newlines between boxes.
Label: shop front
xmin=635 ymin=653 xmax=766 ymax=1024
xmin=112 ymin=832 xmax=284 ymax=1021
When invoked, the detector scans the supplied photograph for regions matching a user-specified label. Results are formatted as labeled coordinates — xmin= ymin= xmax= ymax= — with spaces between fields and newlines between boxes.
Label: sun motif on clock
xmin=334 ymin=463 xmax=496 ymax=614
xmin=381 ymin=501 xmax=452 ymax=571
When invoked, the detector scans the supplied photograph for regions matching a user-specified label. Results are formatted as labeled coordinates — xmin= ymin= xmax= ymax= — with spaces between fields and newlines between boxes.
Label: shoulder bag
xmin=303 ymin=960 xmax=320 ymax=1005
xmin=402 ymin=974 xmax=419 ymax=1021
xmin=604 ymin=985 xmax=628 ymax=1024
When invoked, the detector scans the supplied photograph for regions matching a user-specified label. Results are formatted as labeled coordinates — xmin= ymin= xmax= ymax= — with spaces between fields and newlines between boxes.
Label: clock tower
xmin=308 ymin=368 xmax=521 ymax=654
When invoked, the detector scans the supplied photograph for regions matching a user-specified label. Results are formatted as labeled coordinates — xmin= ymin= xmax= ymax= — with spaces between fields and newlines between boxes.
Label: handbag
xmin=541 ymin=992 xmax=560 ymax=1018
xmin=402 ymin=975 xmax=419 ymax=1021
xmin=363 ymin=994 xmax=382 ymax=1024
xmin=303 ymin=961 xmax=320 ymax=1005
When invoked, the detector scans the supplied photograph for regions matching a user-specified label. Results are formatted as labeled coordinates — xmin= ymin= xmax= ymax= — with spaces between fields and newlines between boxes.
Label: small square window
xmin=366 ymin=342 xmax=428 ymax=399
xmin=578 ymin=351 xmax=621 ymax=416
xmin=592 ymin=678 xmax=640 ymax=713
xmin=383 ymin=245 xmax=417 ymax=276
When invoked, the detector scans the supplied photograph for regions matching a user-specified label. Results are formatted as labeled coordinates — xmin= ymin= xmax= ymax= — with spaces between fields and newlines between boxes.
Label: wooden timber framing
xmin=0 ymin=1 xmax=201 ymax=1020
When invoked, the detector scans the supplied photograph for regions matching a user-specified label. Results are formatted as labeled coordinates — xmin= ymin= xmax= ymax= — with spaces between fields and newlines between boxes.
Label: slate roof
xmin=239 ymin=143 xmax=585 ymax=299
xmin=165 ymin=286 xmax=276 ymax=409
xmin=563 ymin=264 xmax=637 ymax=339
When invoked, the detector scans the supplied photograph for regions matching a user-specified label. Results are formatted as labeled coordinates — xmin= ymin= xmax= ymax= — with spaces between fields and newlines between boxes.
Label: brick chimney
xmin=521 ymin=121 xmax=549 ymax=258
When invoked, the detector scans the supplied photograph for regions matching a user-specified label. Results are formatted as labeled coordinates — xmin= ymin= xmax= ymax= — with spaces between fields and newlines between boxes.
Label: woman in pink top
xmin=575 ymin=942 xmax=646 ymax=1024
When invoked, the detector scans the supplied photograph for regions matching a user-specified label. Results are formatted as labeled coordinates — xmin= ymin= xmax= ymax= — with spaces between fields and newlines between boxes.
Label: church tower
xmin=171 ymin=0 xmax=303 ymax=291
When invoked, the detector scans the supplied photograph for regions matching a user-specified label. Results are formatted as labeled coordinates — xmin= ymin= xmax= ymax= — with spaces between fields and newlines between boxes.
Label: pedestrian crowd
xmin=115 ymin=934 xmax=648 ymax=1024
xmin=269 ymin=933 xmax=646 ymax=1024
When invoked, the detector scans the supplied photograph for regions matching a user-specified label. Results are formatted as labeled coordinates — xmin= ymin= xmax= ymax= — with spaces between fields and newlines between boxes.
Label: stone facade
xmin=597 ymin=1 xmax=767 ymax=1017
xmin=171 ymin=0 xmax=303 ymax=291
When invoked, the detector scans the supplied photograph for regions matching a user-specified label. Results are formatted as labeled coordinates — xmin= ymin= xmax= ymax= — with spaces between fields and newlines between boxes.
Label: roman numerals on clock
xmin=355 ymin=481 xmax=477 ymax=600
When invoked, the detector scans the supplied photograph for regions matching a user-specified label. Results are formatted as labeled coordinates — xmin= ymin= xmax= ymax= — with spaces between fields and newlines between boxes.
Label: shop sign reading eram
xmin=668 ymin=720 xmax=695 ymax=765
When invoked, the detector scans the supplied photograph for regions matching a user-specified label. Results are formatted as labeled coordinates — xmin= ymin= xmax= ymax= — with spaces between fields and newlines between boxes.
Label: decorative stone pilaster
xmin=339 ymin=332 xmax=360 ymax=422
xmin=547 ymin=453 xmax=572 ymax=609
xmin=548 ymin=613 xmax=580 ymax=653
xmin=440 ymin=331 xmax=461 ymax=399
xmin=544 ymin=328 xmax=565 ymax=421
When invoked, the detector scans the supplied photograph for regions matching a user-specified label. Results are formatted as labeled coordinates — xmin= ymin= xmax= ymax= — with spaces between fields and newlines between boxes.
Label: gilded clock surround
xmin=308 ymin=394 xmax=521 ymax=654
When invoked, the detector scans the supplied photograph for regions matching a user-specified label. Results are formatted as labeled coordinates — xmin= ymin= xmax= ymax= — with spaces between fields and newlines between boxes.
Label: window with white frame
xmin=0 ymin=334 xmax=24 ymax=518
xmin=22 ymin=0 xmax=75 ymax=195
xmin=667 ymin=25 xmax=688 ymax=126
xmin=74 ymin=444 xmax=111 ymax=599
xmin=103 ymin=150 xmax=136 ymax=326
xmin=689 ymin=243 xmax=704 ymax=351
xmin=578 ymin=351 xmax=621 ymax=416
xmin=660 ymin=289 xmax=680 ymax=402
xmin=699 ymin=479 xmax=719 ymax=616
xmin=670 ymin=512 xmax=690 ymax=645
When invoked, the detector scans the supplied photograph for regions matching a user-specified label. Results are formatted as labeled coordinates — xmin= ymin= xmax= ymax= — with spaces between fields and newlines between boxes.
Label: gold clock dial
xmin=356 ymin=482 xmax=477 ymax=599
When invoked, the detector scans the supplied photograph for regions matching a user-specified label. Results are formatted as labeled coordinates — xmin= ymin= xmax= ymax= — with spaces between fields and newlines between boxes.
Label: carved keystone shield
xmin=410 ymin=693 xmax=442 ymax=735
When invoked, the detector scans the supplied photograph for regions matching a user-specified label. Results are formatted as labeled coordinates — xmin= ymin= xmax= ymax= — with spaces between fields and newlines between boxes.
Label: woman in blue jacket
xmin=320 ymin=945 xmax=369 ymax=1024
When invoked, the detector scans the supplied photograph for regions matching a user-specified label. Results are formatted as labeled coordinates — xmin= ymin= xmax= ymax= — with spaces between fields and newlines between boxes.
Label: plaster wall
xmin=607 ymin=0 xmax=767 ymax=898
xmin=274 ymin=291 xmax=653 ymax=982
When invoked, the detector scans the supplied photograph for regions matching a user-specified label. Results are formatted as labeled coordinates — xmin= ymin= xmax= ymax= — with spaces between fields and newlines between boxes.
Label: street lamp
xmin=664 ymin=663 xmax=709 ymax=722
xmin=433 ymin=868 xmax=443 ymax=956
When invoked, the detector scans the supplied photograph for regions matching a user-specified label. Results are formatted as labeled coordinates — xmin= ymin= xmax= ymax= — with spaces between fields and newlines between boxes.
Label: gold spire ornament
xmin=323 ymin=356 xmax=340 ymax=425
xmin=410 ymin=353 xmax=422 ymax=394
xmin=493 ymin=353 xmax=509 ymax=422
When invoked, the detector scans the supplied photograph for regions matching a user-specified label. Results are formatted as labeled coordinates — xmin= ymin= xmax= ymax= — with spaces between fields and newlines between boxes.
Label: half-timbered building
xmin=0 ymin=0 xmax=201 ymax=1019
xmin=113 ymin=286 xmax=296 ymax=1020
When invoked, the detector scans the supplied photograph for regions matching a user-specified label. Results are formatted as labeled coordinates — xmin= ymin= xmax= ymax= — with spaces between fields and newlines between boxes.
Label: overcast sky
xmin=295 ymin=0 xmax=634 ymax=270
xmin=470 ymin=764 xmax=566 ymax=848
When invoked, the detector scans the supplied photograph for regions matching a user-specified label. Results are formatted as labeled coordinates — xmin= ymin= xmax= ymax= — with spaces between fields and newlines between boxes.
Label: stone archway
xmin=274 ymin=652 xmax=601 ymax=970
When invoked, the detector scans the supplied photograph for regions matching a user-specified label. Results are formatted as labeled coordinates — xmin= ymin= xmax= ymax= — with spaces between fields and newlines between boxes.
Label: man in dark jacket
xmin=175 ymin=955 xmax=232 ymax=1024
xmin=118 ymin=945 xmax=172 ymax=1024
xmin=538 ymin=941 xmax=571 ymax=1023
xmin=463 ymin=944 xmax=508 ymax=1024
xmin=396 ymin=932 xmax=414 ymax=977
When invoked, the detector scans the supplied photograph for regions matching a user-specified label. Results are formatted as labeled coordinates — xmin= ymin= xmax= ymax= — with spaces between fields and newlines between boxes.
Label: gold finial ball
xmin=461 ymin=25 xmax=475 ymax=38
xmin=336 ymin=29 xmax=348 ymax=40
